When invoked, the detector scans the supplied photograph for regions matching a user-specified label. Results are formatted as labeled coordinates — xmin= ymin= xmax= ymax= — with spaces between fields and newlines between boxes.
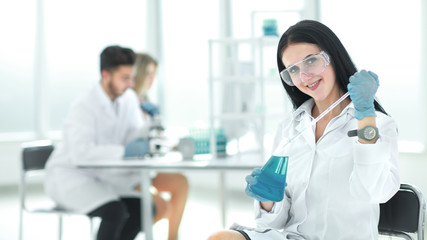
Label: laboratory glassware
xmin=249 ymin=92 xmax=350 ymax=202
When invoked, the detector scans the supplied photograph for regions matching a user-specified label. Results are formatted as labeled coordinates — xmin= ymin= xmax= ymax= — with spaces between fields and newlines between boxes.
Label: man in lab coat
xmin=44 ymin=45 xmax=166 ymax=240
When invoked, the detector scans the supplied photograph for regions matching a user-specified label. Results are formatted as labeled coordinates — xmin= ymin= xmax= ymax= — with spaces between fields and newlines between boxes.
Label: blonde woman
xmin=133 ymin=53 xmax=189 ymax=240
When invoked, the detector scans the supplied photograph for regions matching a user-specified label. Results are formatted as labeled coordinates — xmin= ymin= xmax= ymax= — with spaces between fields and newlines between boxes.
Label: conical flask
xmin=249 ymin=155 xmax=288 ymax=202
xmin=248 ymin=93 xmax=350 ymax=202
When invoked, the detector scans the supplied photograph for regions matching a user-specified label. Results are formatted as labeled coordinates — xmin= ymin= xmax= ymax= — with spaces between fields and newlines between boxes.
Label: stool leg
xmin=90 ymin=218 xmax=94 ymax=240
xmin=58 ymin=215 xmax=63 ymax=240
xmin=18 ymin=209 xmax=24 ymax=240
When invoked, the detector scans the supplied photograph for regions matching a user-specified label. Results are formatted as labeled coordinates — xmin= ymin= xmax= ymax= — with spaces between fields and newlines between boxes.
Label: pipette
xmin=249 ymin=92 xmax=350 ymax=202
xmin=273 ymin=91 xmax=350 ymax=155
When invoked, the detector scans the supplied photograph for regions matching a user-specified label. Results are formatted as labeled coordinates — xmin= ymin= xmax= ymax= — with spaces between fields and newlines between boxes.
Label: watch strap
xmin=347 ymin=126 xmax=379 ymax=140
xmin=347 ymin=129 xmax=358 ymax=137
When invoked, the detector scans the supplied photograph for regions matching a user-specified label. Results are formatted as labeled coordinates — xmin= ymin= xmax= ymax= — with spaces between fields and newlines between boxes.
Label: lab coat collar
xmin=94 ymin=82 xmax=125 ymax=116
xmin=321 ymin=101 xmax=354 ymax=136
xmin=293 ymin=99 xmax=315 ymax=122
xmin=292 ymin=99 xmax=316 ymax=148
xmin=94 ymin=82 xmax=113 ymax=108
xmin=292 ymin=98 xmax=356 ymax=122
xmin=292 ymin=98 xmax=355 ymax=146
xmin=93 ymin=82 xmax=126 ymax=109
xmin=346 ymin=101 xmax=356 ymax=118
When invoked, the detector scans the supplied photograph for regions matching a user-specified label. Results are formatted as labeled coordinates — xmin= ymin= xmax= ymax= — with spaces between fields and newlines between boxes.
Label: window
xmin=231 ymin=0 xmax=305 ymax=38
xmin=0 ymin=0 xmax=148 ymax=139
xmin=321 ymin=0 xmax=423 ymax=152
xmin=0 ymin=1 xmax=36 ymax=134
xmin=160 ymin=0 xmax=220 ymax=128
xmin=44 ymin=0 xmax=147 ymax=132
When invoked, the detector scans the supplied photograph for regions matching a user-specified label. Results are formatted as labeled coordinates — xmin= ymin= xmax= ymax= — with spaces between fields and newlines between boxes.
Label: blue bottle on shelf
xmin=250 ymin=155 xmax=288 ymax=202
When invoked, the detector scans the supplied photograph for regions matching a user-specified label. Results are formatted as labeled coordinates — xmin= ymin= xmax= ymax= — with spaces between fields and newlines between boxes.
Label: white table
xmin=77 ymin=153 xmax=263 ymax=240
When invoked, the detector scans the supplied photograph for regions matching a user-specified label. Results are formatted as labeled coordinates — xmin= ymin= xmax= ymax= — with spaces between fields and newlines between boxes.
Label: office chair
xmin=378 ymin=183 xmax=426 ymax=240
xmin=19 ymin=140 xmax=96 ymax=240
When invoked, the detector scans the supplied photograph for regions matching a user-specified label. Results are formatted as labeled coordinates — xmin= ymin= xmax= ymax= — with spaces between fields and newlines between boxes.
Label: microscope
xmin=141 ymin=103 xmax=195 ymax=159
xmin=147 ymin=115 xmax=167 ymax=156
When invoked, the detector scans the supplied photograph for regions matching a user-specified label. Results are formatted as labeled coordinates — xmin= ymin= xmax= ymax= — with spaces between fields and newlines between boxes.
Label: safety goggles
xmin=279 ymin=51 xmax=330 ymax=86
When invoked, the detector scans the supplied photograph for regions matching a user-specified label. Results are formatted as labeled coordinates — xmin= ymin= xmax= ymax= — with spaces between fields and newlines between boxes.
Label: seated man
xmin=44 ymin=45 xmax=178 ymax=240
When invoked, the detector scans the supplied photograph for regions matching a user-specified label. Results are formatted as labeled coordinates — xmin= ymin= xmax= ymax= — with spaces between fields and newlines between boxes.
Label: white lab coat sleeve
xmin=254 ymin=191 xmax=291 ymax=229
xmin=349 ymin=114 xmax=400 ymax=203
xmin=253 ymin=119 xmax=291 ymax=229
xmin=65 ymin=90 xmax=144 ymax=164
xmin=123 ymin=93 xmax=146 ymax=144
xmin=65 ymin=103 xmax=125 ymax=164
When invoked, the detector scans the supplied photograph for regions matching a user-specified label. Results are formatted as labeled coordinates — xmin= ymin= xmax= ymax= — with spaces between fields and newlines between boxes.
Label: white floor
xmin=0 ymin=184 xmax=405 ymax=240
xmin=0 ymin=184 xmax=255 ymax=240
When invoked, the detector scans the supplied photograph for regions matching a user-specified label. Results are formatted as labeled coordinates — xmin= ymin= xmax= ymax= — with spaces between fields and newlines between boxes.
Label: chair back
xmin=20 ymin=140 xmax=55 ymax=211
xmin=379 ymin=184 xmax=426 ymax=240
xmin=19 ymin=140 xmax=97 ymax=240
xmin=22 ymin=140 xmax=54 ymax=171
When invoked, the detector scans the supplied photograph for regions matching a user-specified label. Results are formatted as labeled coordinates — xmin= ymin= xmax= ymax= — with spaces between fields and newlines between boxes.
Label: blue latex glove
xmin=141 ymin=102 xmax=160 ymax=117
xmin=124 ymin=138 xmax=149 ymax=158
xmin=245 ymin=168 xmax=276 ymax=202
xmin=347 ymin=70 xmax=379 ymax=120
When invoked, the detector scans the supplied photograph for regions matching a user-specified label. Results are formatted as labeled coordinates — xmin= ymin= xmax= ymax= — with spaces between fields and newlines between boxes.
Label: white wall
xmin=1 ymin=4 xmax=427 ymax=237
xmin=0 ymin=142 xmax=22 ymax=185
xmin=399 ymin=153 xmax=427 ymax=191
xmin=0 ymin=0 xmax=425 ymax=188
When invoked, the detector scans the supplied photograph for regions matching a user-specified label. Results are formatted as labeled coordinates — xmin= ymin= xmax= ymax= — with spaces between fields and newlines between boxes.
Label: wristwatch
xmin=347 ymin=126 xmax=379 ymax=141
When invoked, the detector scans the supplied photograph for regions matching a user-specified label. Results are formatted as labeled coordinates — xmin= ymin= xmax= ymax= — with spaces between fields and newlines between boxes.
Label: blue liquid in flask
xmin=250 ymin=156 xmax=288 ymax=202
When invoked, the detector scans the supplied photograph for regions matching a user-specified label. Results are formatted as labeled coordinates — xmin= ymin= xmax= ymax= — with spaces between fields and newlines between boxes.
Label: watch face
xmin=363 ymin=127 xmax=377 ymax=140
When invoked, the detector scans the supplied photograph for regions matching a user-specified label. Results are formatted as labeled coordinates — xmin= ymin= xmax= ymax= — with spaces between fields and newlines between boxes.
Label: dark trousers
xmin=88 ymin=197 xmax=142 ymax=240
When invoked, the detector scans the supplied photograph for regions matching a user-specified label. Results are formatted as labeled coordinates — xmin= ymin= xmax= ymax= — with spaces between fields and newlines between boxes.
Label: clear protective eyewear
xmin=280 ymin=51 xmax=330 ymax=86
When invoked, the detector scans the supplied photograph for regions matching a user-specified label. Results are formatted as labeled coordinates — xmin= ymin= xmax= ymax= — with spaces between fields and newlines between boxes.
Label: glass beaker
xmin=250 ymin=155 xmax=288 ymax=202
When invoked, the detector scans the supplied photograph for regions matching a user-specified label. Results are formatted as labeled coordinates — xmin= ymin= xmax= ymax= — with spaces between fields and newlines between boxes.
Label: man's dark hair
xmin=100 ymin=45 xmax=136 ymax=72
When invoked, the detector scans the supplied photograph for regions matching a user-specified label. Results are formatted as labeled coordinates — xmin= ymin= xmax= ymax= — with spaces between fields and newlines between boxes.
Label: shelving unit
xmin=208 ymin=36 xmax=290 ymax=160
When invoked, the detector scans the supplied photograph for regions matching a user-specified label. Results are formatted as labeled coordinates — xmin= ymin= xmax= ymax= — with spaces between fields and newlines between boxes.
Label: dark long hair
xmin=277 ymin=20 xmax=386 ymax=115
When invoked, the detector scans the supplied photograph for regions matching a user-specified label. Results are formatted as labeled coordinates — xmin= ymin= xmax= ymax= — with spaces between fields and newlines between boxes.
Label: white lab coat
xmin=45 ymin=83 xmax=146 ymax=214
xmin=252 ymin=99 xmax=400 ymax=240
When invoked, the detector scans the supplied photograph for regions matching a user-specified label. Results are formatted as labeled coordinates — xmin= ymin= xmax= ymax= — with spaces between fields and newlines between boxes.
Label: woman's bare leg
xmin=208 ymin=230 xmax=247 ymax=240
xmin=152 ymin=173 xmax=189 ymax=240
xmin=133 ymin=184 xmax=169 ymax=223
xmin=152 ymin=193 xmax=169 ymax=223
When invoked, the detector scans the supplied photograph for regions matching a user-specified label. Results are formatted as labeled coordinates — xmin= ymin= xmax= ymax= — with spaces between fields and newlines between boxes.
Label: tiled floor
xmin=0 ymin=184 xmax=255 ymax=240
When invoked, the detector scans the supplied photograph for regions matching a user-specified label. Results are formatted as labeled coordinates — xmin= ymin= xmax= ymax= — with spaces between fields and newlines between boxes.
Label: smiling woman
xmin=279 ymin=50 xmax=330 ymax=87
xmin=208 ymin=19 xmax=400 ymax=240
